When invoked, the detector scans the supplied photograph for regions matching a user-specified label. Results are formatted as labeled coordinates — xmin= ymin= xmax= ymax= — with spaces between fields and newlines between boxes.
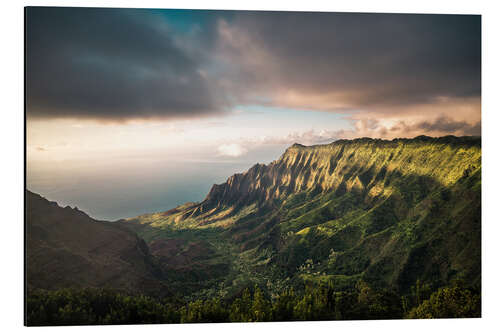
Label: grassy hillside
xmin=123 ymin=135 xmax=481 ymax=297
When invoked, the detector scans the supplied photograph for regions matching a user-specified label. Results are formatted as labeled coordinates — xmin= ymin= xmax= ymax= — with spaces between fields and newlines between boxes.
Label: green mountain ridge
xmin=123 ymin=135 xmax=480 ymax=297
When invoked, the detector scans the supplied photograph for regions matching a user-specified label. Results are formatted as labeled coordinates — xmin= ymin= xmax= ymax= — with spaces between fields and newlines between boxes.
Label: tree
xmin=407 ymin=284 xmax=480 ymax=319
xmin=272 ymin=288 xmax=297 ymax=321
xmin=251 ymin=287 xmax=271 ymax=321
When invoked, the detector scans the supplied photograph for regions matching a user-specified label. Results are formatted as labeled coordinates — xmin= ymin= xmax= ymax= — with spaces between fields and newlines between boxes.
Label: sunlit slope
xmin=127 ymin=135 xmax=481 ymax=291
xmin=129 ymin=136 xmax=480 ymax=228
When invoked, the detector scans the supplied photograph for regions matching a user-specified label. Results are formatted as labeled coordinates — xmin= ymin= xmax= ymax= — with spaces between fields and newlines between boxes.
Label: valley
xmin=25 ymin=135 xmax=482 ymax=324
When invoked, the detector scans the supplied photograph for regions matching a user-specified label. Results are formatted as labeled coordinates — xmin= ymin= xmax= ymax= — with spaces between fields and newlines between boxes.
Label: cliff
xmin=127 ymin=135 xmax=481 ymax=292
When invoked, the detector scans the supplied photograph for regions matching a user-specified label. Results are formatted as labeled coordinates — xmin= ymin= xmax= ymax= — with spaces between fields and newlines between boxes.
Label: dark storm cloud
xmin=218 ymin=11 xmax=481 ymax=111
xmin=26 ymin=7 xmax=226 ymax=120
xmin=26 ymin=8 xmax=481 ymax=121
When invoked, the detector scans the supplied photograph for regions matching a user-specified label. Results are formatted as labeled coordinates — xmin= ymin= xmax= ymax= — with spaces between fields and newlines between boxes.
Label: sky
xmin=25 ymin=7 xmax=481 ymax=220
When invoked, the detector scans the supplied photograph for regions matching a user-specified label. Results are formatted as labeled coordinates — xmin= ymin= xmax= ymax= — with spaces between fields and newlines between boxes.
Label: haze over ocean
xmin=27 ymin=142 xmax=290 ymax=220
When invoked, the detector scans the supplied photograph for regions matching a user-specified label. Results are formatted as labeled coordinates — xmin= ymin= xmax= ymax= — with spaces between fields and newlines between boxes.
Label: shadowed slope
xmin=26 ymin=191 xmax=169 ymax=296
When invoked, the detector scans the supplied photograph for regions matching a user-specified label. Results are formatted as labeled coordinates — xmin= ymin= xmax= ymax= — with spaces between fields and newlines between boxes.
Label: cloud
xmin=246 ymin=129 xmax=338 ymax=146
xmin=243 ymin=115 xmax=481 ymax=146
xmin=333 ymin=115 xmax=481 ymax=140
xmin=218 ymin=114 xmax=481 ymax=153
xmin=26 ymin=8 xmax=481 ymax=133
xmin=26 ymin=7 xmax=226 ymax=121
xmin=212 ymin=130 xmax=339 ymax=159
xmin=216 ymin=12 xmax=481 ymax=116
xmin=413 ymin=116 xmax=481 ymax=135
xmin=217 ymin=143 xmax=248 ymax=157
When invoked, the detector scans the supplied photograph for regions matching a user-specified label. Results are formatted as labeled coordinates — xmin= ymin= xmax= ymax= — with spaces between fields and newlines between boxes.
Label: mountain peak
xmin=125 ymin=135 xmax=480 ymax=298
xmin=142 ymin=135 xmax=481 ymax=231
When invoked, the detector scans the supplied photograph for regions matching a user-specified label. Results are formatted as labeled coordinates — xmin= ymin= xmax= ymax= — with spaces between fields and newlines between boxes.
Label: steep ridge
xmin=128 ymin=136 xmax=481 ymax=293
xmin=132 ymin=135 xmax=480 ymax=228
xmin=26 ymin=191 xmax=169 ymax=296
xmin=202 ymin=136 xmax=479 ymax=208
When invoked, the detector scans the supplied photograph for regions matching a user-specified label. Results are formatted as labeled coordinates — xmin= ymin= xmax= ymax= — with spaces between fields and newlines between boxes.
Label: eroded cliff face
xmin=126 ymin=135 xmax=481 ymax=291
xmin=158 ymin=136 xmax=480 ymax=227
